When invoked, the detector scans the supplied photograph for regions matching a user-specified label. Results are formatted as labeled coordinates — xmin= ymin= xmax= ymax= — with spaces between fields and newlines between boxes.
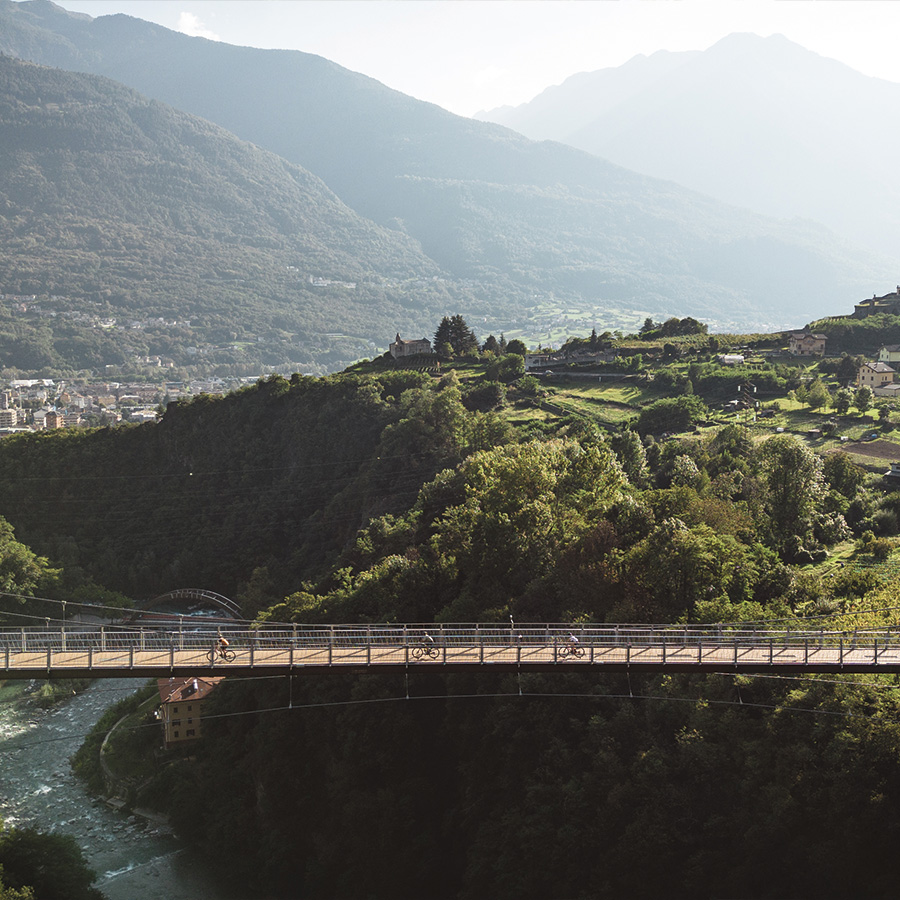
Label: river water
xmin=0 ymin=678 xmax=225 ymax=900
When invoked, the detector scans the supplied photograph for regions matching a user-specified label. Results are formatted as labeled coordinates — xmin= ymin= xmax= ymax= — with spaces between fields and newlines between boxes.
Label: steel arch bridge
xmin=138 ymin=588 xmax=242 ymax=619
xmin=3 ymin=622 xmax=900 ymax=680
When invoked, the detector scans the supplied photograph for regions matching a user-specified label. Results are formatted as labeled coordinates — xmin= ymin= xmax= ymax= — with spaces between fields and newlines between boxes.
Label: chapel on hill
xmin=389 ymin=333 xmax=432 ymax=358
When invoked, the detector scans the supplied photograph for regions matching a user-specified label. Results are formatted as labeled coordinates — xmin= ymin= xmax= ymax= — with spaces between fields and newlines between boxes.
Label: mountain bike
xmin=557 ymin=642 xmax=585 ymax=659
xmin=411 ymin=642 xmax=440 ymax=660
xmin=207 ymin=645 xmax=236 ymax=664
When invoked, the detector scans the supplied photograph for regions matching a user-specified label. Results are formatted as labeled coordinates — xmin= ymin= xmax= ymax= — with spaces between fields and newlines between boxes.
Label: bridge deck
xmin=3 ymin=624 xmax=900 ymax=678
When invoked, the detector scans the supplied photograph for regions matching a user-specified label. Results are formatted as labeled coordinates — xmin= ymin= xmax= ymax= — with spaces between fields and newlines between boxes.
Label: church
xmin=389 ymin=333 xmax=432 ymax=358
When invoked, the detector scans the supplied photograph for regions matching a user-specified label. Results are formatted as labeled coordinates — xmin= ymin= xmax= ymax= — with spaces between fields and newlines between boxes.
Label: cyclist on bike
xmin=423 ymin=631 xmax=435 ymax=649
xmin=216 ymin=632 xmax=230 ymax=658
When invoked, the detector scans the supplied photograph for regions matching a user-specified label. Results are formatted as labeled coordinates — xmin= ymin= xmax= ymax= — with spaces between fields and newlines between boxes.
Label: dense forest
xmin=3 ymin=341 xmax=900 ymax=897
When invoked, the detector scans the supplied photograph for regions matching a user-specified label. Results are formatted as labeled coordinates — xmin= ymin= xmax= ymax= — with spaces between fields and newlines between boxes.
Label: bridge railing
xmin=1 ymin=623 xmax=898 ymax=654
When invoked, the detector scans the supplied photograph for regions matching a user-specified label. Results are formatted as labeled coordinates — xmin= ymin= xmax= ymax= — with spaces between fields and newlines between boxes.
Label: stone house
xmin=788 ymin=331 xmax=827 ymax=356
xmin=389 ymin=333 xmax=432 ymax=358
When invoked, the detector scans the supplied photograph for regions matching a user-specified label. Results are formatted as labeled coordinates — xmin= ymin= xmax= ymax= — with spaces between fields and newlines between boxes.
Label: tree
xmin=448 ymin=314 xmax=479 ymax=356
xmin=485 ymin=353 xmax=524 ymax=382
xmin=756 ymin=434 xmax=824 ymax=550
xmin=0 ymin=826 xmax=101 ymax=900
xmin=822 ymin=452 xmax=865 ymax=499
xmin=609 ymin=430 xmax=649 ymax=487
xmin=505 ymin=339 xmax=527 ymax=356
xmin=806 ymin=380 xmax=829 ymax=411
xmin=435 ymin=340 xmax=454 ymax=360
xmin=621 ymin=518 xmax=751 ymax=620
xmin=855 ymin=386 xmax=874 ymax=414
xmin=836 ymin=354 xmax=860 ymax=387
xmin=0 ymin=868 xmax=32 ymax=900
xmin=635 ymin=396 xmax=706 ymax=436
xmin=481 ymin=334 xmax=500 ymax=355
xmin=434 ymin=317 xmax=453 ymax=355
xmin=517 ymin=375 xmax=540 ymax=397
xmin=833 ymin=388 xmax=852 ymax=416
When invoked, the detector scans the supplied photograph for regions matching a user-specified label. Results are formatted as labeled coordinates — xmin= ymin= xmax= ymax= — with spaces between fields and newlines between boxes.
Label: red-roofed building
xmin=157 ymin=676 xmax=222 ymax=747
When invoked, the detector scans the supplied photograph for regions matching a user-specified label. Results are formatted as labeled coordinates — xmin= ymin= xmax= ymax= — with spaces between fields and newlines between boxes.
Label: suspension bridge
xmin=3 ymin=623 xmax=900 ymax=680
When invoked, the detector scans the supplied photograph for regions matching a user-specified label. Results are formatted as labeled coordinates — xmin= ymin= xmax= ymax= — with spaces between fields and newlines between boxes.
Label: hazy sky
xmin=50 ymin=0 xmax=900 ymax=116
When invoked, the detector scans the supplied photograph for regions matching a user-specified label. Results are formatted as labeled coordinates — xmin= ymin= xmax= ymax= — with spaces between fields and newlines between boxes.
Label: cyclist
xmin=216 ymin=632 xmax=230 ymax=659
xmin=561 ymin=632 xmax=579 ymax=657
xmin=423 ymin=631 xmax=435 ymax=649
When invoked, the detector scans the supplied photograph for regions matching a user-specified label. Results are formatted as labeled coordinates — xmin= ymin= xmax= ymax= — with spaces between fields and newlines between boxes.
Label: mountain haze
xmin=0 ymin=54 xmax=463 ymax=373
xmin=0 ymin=1 xmax=893 ymax=333
xmin=478 ymin=33 xmax=900 ymax=264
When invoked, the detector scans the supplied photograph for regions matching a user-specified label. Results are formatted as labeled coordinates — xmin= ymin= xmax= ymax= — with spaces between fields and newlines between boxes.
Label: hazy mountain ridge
xmin=478 ymin=33 xmax=900 ymax=263
xmin=0 ymin=1 xmax=892 ymax=333
xmin=0 ymin=53 xmax=467 ymax=373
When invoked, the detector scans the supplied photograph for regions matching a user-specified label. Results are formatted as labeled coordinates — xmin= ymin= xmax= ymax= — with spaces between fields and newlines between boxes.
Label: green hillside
xmin=1 ymin=349 xmax=900 ymax=897
xmin=0 ymin=54 xmax=466 ymax=375
xmin=0 ymin=0 xmax=893 ymax=332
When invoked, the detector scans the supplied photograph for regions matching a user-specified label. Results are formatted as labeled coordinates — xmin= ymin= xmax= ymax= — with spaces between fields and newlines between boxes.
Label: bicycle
xmin=207 ymin=645 xmax=236 ymax=664
xmin=411 ymin=642 xmax=440 ymax=660
xmin=558 ymin=642 xmax=585 ymax=659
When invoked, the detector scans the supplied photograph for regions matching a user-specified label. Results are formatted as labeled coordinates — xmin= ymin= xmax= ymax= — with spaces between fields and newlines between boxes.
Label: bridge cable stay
xmin=0 ymin=668 xmax=894 ymax=720
xmin=0 ymin=681 xmax=882 ymax=759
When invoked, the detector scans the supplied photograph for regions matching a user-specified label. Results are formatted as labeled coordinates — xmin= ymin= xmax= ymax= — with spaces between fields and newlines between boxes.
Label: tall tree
xmin=855 ymin=386 xmax=874 ymax=414
xmin=756 ymin=434 xmax=824 ymax=550
xmin=448 ymin=315 xmax=479 ymax=356
xmin=434 ymin=316 xmax=453 ymax=350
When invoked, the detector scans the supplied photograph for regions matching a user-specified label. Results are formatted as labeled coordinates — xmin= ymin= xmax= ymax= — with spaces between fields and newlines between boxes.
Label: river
xmin=0 ymin=678 xmax=226 ymax=900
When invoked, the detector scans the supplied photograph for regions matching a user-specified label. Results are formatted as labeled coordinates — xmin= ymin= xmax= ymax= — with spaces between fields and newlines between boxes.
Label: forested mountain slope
xmin=0 ymin=369 xmax=507 ymax=604
xmin=0 ymin=54 xmax=461 ymax=373
xmin=0 ymin=1 xmax=892 ymax=330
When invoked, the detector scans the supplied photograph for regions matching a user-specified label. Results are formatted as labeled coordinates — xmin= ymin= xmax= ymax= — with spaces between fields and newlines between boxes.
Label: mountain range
xmin=478 ymin=32 xmax=900 ymax=264
xmin=0 ymin=53 xmax=463 ymax=374
xmin=0 ymin=1 xmax=896 ymax=374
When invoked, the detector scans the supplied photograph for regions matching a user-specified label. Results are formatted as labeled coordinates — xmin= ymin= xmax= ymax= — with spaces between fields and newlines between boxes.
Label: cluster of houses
xmin=0 ymin=376 xmax=259 ymax=436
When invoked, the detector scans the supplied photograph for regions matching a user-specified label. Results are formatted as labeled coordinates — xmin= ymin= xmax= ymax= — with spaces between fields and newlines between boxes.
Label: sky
xmin=44 ymin=1 xmax=900 ymax=117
